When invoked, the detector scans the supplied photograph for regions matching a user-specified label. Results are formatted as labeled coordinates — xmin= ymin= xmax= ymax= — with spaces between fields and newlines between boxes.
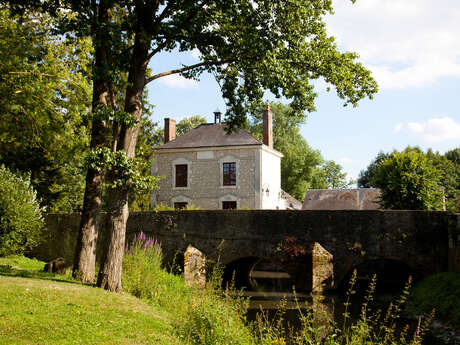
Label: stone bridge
xmin=40 ymin=210 xmax=458 ymax=292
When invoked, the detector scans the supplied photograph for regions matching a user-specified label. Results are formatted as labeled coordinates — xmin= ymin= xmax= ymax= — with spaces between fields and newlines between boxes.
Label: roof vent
xmin=213 ymin=108 xmax=222 ymax=124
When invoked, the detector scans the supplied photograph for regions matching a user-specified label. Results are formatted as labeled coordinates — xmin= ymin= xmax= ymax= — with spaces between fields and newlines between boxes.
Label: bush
xmin=371 ymin=150 xmax=443 ymax=210
xmin=0 ymin=165 xmax=44 ymax=256
xmin=410 ymin=272 xmax=460 ymax=327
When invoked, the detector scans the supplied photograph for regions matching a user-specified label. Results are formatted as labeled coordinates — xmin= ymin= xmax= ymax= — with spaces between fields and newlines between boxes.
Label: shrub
xmin=370 ymin=149 xmax=443 ymax=210
xmin=0 ymin=165 xmax=44 ymax=256
xmin=410 ymin=272 xmax=460 ymax=328
xmin=122 ymin=232 xmax=163 ymax=300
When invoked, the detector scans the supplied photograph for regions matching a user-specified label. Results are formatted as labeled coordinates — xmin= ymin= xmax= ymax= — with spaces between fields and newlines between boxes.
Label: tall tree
xmin=360 ymin=146 xmax=459 ymax=211
xmin=0 ymin=8 xmax=92 ymax=211
xmin=357 ymin=151 xmax=390 ymax=188
xmin=6 ymin=0 xmax=378 ymax=291
xmin=311 ymin=160 xmax=354 ymax=190
xmin=371 ymin=149 xmax=442 ymax=210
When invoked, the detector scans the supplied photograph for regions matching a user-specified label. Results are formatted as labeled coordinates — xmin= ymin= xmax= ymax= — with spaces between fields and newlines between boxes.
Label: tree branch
xmin=144 ymin=61 xmax=209 ymax=85
xmin=147 ymin=0 xmax=211 ymax=61
xmin=153 ymin=0 xmax=176 ymax=28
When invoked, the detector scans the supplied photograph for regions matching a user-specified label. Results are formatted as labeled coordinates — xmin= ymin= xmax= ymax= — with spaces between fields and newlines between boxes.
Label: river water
xmin=242 ymin=271 xmax=450 ymax=345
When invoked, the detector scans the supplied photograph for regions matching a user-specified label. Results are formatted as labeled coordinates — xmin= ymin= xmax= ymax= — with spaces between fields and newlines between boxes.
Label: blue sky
xmin=147 ymin=0 xmax=460 ymax=183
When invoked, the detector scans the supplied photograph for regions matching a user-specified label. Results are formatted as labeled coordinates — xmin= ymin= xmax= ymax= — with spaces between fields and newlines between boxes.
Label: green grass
xmin=409 ymin=272 xmax=460 ymax=328
xmin=0 ymin=253 xmax=436 ymax=345
xmin=0 ymin=257 xmax=181 ymax=345
xmin=0 ymin=255 xmax=75 ymax=283
xmin=0 ymin=255 xmax=46 ymax=271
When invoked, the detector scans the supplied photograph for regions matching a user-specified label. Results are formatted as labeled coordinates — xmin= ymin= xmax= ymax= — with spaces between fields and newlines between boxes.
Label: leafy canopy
xmin=0 ymin=8 xmax=92 ymax=211
xmin=360 ymin=147 xmax=459 ymax=211
xmin=369 ymin=148 xmax=443 ymax=210
xmin=6 ymin=0 xmax=378 ymax=128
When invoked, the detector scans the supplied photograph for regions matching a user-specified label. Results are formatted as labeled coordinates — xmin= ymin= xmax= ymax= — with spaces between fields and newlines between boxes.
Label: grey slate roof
xmin=157 ymin=123 xmax=263 ymax=150
xmin=280 ymin=190 xmax=302 ymax=210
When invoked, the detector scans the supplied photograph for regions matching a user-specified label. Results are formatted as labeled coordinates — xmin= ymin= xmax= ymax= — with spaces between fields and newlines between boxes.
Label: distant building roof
xmin=302 ymin=188 xmax=381 ymax=210
xmin=281 ymin=190 xmax=303 ymax=210
xmin=156 ymin=123 xmax=264 ymax=150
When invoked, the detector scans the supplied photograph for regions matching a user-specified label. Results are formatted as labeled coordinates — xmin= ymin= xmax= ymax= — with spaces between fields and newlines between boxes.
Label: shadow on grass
xmin=0 ymin=265 xmax=93 ymax=286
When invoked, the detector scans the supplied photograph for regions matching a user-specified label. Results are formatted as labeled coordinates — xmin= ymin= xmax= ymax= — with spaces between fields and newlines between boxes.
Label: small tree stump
xmin=44 ymin=258 xmax=71 ymax=275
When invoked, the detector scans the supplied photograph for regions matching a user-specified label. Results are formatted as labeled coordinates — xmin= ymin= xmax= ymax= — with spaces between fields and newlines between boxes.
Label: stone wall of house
xmin=151 ymin=146 xmax=262 ymax=209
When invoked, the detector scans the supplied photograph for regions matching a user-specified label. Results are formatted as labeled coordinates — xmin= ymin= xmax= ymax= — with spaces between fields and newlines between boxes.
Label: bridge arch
xmin=337 ymin=257 xmax=422 ymax=293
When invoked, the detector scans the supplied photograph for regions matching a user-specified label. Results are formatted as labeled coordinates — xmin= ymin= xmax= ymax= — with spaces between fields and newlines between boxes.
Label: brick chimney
xmin=263 ymin=105 xmax=273 ymax=148
xmin=164 ymin=118 xmax=176 ymax=143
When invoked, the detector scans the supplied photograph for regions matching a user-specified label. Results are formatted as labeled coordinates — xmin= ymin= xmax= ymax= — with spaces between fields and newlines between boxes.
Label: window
xmin=223 ymin=162 xmax=236 ymax=186
xmin=174 ymin=202 xmax=188 ymax=210
xmin=222 ymin=201 xmax=237 ymax=210
xmin=175 ymin=164 xmax=187 ymax=187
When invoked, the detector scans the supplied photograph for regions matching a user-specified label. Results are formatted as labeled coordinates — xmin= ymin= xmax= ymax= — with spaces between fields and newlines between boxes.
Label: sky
xmin=146 ymin=0 xmax=460 ymax=183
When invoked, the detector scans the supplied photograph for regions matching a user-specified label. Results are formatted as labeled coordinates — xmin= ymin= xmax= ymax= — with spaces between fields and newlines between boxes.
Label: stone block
xmin=312 ymin=242 xmax=334 ymax=292
xmin=184 ymin=245 xmax=206 ymax=288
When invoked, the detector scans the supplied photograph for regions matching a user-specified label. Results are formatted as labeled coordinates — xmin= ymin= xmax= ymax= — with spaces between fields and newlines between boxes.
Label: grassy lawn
xmin=0 ymin=257 xmax=181 ymax=345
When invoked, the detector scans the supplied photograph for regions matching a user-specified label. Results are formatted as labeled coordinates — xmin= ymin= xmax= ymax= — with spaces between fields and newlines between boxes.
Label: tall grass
xmin=122 ymin=232 xmax=254 ymax=345
xmin=251 ymin=271 xmax=433 ymax=345
xmin=122 ymin=233 xmax=434 ymax=345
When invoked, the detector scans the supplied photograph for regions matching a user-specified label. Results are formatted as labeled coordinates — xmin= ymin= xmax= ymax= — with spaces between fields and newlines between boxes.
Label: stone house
xmin=151 ymin=106 xmax=300 ymax=210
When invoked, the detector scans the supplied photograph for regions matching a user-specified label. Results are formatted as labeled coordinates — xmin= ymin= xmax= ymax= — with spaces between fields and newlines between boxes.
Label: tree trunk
xmin=97 ymin=33 xmax=149 ymax=291
xmin=73 ymin=2 xmax=111 ymax=283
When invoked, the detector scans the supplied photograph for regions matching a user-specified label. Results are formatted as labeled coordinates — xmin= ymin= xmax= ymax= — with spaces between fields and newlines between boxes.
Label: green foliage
xmin=85 ymin=147 xmax=159 ymax=196
xmin=362 ymin=147 xmax=449 ymax=210
xmin=122 ymin=233 xmax=254 ymax=345
xmin=122 ymin=233 xmax=163 ymax=300
xmin=0 ymin=8 xmax=91 ymax=212
xmin=183 ymin=204 xmax=201 ymax=210
xmin=312 ymin=160 xmax=355 ymax=189
xmin=153 ymin=203 xmax=174 ymax=211
xmin=7 ymin=0 xmax=377 ymax=128
xmin=410 ymin=272 xmax=460 ymax=328
xmin=0 ymin=166 xmax=44 ymax=256
xmin=373 ymin=150 xmax=443 ymax=210
xmin=426 ymin=148 xmax=460 ymax=213
xmin=85 ymin=106 xmax=138 ymax=129
xmin=0 ymin=255 xmax=45 ymax=271
xmin=358 ymin=151 xmax=391 ymax=188
xmin=177 ymin=116 xmax=208 ymax=136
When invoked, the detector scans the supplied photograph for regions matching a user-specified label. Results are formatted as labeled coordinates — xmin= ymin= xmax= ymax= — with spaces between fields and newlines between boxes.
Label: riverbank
xmin=0 ymin=254 xmax=436 ymax=345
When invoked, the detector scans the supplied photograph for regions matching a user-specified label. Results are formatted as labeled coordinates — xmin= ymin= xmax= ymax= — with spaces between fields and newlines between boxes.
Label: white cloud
xmin=339 ymin=157 xmax=353 ymax=164
xmin=159 ymin=74 xmax=198 ymax=89
xmin=327 ymin=0 xmax=460 ymax=89
xmin=393 ymin=122 xmax=403 ymax=133
xmin=404 ymin=117 xmax=460 ymax=142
